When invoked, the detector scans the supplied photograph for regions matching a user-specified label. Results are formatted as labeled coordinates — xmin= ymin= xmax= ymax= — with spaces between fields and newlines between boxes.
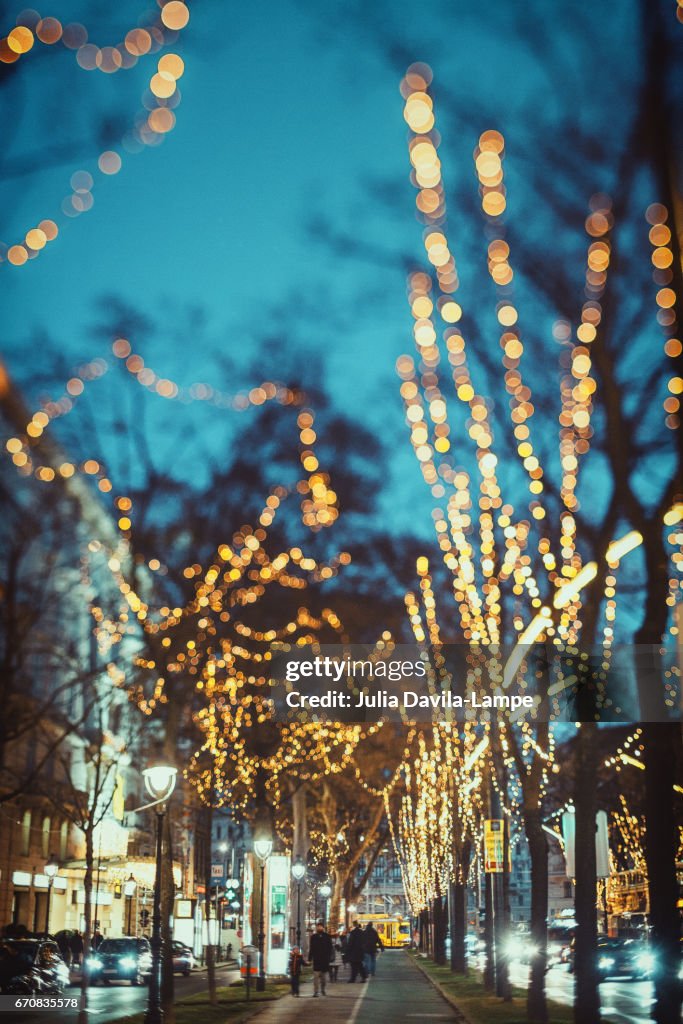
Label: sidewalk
xmin=249 ymin=951 xmax=458 ymax=1023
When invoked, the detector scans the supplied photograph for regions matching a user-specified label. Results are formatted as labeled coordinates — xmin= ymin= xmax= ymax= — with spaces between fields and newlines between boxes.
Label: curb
xmin=409 ymin=953 xmax=475 ymax=1024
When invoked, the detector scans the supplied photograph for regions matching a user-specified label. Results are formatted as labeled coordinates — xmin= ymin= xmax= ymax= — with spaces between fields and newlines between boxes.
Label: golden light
xmin=606 ymin=530 xmax=643 ymax=565
xmin=161 ymin=2 xmax=190 ymax=29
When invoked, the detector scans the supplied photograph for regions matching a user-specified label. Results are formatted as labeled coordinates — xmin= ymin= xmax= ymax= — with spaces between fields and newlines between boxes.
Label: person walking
xmin=69 ymin=931 xmax=83 ymax=967
xmin=308 ymin=920 xmax=333 ymax=997
xmin=346 ymin=921 xmax=367 ymax=983
xmin=362 ymin=921 xmax=384 ymax=977
xmin=288 ymin=946 xmax=304 ymax=996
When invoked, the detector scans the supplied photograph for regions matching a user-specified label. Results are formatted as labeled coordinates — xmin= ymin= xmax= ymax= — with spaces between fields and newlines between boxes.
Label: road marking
xmin=347 ymin=977 xmax=370 ymax=1024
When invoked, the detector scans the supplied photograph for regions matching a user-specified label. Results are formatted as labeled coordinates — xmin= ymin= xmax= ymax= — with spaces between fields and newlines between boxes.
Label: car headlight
xmin=636 ymin=952 xmax=655 ymax=971
xmin=86 ymin=958 xmax=101 ymax=970
xmin=120 ymin=957 xmax=138 ymax=969
xmin=598 ymin=956 xmax=615 ymax=969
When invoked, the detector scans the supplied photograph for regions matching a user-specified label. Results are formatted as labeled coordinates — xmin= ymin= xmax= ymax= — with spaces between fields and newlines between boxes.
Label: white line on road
xmin=347 ymin=978 xmax=370 ymax=1024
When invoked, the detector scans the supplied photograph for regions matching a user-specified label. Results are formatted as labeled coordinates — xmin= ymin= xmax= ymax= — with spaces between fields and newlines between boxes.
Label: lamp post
xmin=142 ymin=764 xmax=177 ymax=1024
xmin=291 ymin=858 xmax=306 ymax=948
xmin=124 ymin=874 xmax=137 ymax=935
xmin=44 ymin=855 xmax=58 ymax=937
xmin=347 ymin=902 xmax=357 ymax=931
xmin=253 ymin=836 xmax=272 ymax=992
xmin=319 ymin=882 xmax=331 ymax=926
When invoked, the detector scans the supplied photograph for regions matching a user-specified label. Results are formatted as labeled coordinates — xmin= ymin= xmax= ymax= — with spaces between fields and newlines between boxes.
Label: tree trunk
xmin=574 ymin=722 xmax=600 ymax=1024
xmin=525 ymin=806 xmax=548 ymax=1024
xmin=642 ymin=724 xmax=681 ymax=1024
xmin=433 ymin=896 xmax=447 ymax=965
xmin=329 ymin=866 xmax=344 ymax=933
xmin=449 ymin=839 xmax=471 ymax=974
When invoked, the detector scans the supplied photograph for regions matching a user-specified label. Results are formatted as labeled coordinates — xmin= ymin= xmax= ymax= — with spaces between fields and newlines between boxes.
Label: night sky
xmin=1 ymin=0 xmax=671 ymax=546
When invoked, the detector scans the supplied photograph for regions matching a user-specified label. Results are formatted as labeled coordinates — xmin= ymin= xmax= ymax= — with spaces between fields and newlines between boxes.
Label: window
xmin=41 ymin=817 xmax=51 ymax=858
xmin=59 ymin=821 xmax=68 ymax=861
xmin=21 ymin=811 xmax=31 ymax=857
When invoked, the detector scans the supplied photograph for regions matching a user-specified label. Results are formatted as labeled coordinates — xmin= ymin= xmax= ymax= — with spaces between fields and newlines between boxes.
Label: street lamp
xmin=142 ymin=764 xmax=177 ymax=1024
xmin=253 ymin=835 xmax=272 ymax=992
xmin=124 ymin=873 xmax=137 ymax=935
xmin=319 ymin=882 xmax=331 ymax=925
xmin=291 ymin=858 xmax=306 ymax=948
xmin=44 ymin=855 xmax=59 ymax=937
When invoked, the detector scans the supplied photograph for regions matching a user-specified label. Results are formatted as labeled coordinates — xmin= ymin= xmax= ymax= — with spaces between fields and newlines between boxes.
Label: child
xmin=288 ymin=946 xmax=304 ymax=996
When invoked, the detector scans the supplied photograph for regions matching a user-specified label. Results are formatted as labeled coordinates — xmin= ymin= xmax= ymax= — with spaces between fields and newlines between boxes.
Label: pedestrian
xmin=56 ymin=931 xmax=71 ymax=966
xmin=307 ymin=920 xmax=333 ymax=997
xmin=345 ymin=921 xmax=367 ymax=983
xmin=328 ymin=935 xmax=338 ymax=982
xmin=92 ymin=930 xmax=104 ymax=950
xmin=362 ymin=921 xmax=384 ymax=976
xmin=288 ymin=945 xmax=304 ymax=996
xmin=69 ymin=931 xmax=83 ymax=967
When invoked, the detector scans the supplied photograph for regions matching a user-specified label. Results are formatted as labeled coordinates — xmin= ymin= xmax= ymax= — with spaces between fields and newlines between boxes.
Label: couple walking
xmin=346 ymin=921 xmax=384 ymax=982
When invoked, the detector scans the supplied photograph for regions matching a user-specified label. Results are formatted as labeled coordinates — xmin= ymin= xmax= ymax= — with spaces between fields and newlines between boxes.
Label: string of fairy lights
xmin=1 ymin=35 xmax=680 ymax=924
xmin=1 ymin=3 xmax=191 ymax=268
xmin=386 ymin=62 xmax=681 ymax=917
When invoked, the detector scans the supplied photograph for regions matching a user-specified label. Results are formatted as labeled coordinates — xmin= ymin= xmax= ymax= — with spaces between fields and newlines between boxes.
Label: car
xmin=0 ymin=938 xmax=70 ymax=994
xmin=171 ymin=941 xmax=197 ymax=976
xmin=503 ymin=932 xmax=539 ymax=964
xmin=85 ymin=937 xmax=152 ymax=986
xmin=595 ymin=937 xmax=655 ymax=980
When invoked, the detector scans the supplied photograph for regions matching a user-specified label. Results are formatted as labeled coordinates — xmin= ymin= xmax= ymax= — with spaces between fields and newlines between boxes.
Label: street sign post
xmin=484 ymin=818 xmax=505 ymax=873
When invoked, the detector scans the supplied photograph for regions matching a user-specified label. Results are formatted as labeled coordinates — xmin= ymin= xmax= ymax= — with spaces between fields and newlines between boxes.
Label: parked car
xmin=171 ymin=941 xmax=197 ymax=975
xmin=0 ymin=939 xmax=69 ymax=994
xmin=85 ymin=937 xmax=152 ymax=986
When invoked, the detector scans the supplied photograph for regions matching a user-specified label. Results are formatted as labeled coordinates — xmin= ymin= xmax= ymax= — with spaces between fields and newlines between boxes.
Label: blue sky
xmin=1 ymin=0 xmax=668 ymax=546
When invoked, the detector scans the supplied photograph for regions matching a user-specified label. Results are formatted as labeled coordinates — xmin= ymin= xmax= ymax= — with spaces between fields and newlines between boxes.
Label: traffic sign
xmin=484 ymin=818 xmax=505 ymax=873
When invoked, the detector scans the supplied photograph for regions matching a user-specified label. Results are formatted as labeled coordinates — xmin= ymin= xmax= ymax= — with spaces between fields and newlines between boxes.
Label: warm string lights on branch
xmin=1 ymin=4 xmax=190 ymax=268
xmin=644 ymin=203 xmax=681 ymax=431
xmin=474 ymin=131 xmax=547 ymax=521
xmin=3 ymin=339 xmax=339 ymax=531
xmin=397 ymin=64 xmax=681 ymax=706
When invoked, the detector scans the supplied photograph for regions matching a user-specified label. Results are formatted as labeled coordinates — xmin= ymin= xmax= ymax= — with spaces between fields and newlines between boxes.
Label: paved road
xmin=509 ymin=959 xmax=653 ymax=1024
xmin=251 ymin=951 xmax=457 ymax=1023
xmin=6 ymin=964 xmax=239 ymax=1024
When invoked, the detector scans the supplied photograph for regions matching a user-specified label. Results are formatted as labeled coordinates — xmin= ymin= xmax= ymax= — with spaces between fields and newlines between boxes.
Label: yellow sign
xmin=484 ymin=818 xmax=505 ymax=873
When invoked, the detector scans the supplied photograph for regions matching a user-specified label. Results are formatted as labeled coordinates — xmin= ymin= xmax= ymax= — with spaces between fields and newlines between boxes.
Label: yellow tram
xmin=355 ymin=913 xmax=412 ymax=948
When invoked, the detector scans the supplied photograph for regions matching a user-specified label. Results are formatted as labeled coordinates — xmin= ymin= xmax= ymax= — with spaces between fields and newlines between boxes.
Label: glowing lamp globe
xmin=253 ymin=838 xmax=273 ymax=863
xmin=143 ymin=765 xmax=177 ymax=802
xmin=291 ymin=858 xmax=306 ymax=882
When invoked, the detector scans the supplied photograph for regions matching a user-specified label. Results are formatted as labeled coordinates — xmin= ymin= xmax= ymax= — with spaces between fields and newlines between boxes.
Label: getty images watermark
xmin=265 ymin=643 xmax=680 ymax=724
